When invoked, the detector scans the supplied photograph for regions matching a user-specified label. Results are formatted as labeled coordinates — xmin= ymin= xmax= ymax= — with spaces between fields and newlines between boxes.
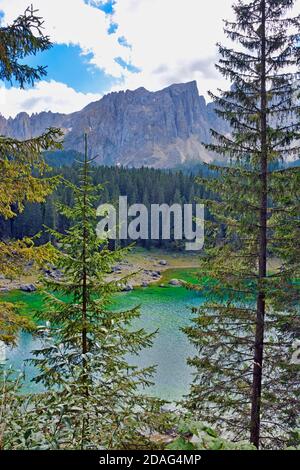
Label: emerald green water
xmin=2 ymin=269 xmax=204 ymax=401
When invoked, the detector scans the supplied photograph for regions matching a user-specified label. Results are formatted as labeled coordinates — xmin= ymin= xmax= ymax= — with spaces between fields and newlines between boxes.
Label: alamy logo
xmin=96 ymin=196 xmax=205 ymax=251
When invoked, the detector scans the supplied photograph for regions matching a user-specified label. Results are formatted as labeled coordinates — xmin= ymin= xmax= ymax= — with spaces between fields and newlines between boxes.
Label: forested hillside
xmin=0 ymin=162 xmax=207 ymax=250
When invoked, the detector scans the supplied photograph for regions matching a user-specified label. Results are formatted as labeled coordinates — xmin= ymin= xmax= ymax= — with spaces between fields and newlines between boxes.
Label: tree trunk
xmin=81 ymin=133 xmax=89 ymax=449
xmin=82 ymin=133 xmax=88 ymax=358
xmin=250 ymin=0 xmax=267 ymax=449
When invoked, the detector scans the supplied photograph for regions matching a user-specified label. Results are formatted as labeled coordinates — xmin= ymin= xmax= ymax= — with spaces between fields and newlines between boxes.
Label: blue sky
xmin=13 ymin=0 xmax=139 ymax=97
xmin=98 ymin=0 xmax=116 ymax=15
xmin=23 ymin=44 xmax=119 ymax=95
xmin=2 ymin=0 xmax=297 ymax=119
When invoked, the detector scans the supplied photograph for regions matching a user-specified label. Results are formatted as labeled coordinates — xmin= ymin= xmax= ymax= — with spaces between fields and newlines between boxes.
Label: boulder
xmin=20 ymin=284 xmax=37 ymax=293
xmin=159 ymin=260 xmax=167 ymax=266
xmin=169 ymin=279 xmax=182 ymax=286
xmin=122 ymin=284 xmax=133 ymax=292
xmin=112 ymin=265 xmax=122 ymax=273
xmin=50 ymin=270 xmax=63 ymax=279
xmin=25 ymin=260 xmax=34 ymax=268
xmin=151 ymin=271 xmax=160 ymax=278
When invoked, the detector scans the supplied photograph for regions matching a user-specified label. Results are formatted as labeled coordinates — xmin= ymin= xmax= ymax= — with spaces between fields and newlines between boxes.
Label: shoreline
xmin=0 ymin=249 xmax=201 ymax=293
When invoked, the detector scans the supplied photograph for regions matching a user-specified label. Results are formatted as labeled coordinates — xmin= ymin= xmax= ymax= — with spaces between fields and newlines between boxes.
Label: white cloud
xmin=110 ymin=0 xmax=234 ymax=97
xmin=0 ymin=0 xmax=128 ymax=78
xmin=0 ymin=0 xmax=236 ymax=99
xmin=0 ymin=0 xmax=235 ymax=114
xmin=0 ymin=80 xmax=101 ymax=118
xmin=111 ymin=0 xmax=300 ymax=96
xmin=1 ymin=0 xmax=300 ymax=118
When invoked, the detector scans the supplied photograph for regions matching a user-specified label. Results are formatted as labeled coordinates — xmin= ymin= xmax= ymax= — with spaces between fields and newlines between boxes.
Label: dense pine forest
xmin=1 ymin=153 xmax=297 ymax=250
xmin=0 ymin=159 xmax=207 ymax=250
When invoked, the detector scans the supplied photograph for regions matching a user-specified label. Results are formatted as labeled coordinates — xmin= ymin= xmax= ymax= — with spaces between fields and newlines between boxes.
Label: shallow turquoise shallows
xmin=2 ymin=269 xmax=204 ymax=401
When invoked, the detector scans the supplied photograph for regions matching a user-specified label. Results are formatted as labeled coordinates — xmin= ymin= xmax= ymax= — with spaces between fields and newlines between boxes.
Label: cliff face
xmin=0 ymin=81 xmax=228 ymax=168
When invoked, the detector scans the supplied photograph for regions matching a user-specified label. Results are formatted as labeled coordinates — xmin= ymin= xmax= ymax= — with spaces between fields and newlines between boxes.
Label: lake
xmin=2 ymin=268 xmax=204 ymax=401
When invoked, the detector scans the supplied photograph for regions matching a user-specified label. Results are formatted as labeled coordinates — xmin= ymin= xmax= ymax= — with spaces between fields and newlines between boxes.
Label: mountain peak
xmin=167 ymin=80 xmax=198 ymax=92
xmin=0 ymin=82 xmax=227 ymax=168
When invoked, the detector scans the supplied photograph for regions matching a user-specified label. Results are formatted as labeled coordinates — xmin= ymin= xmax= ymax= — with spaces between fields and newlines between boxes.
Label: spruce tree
xmin=0 ymin=6 xmax=62 ymax=344
xmin=28 ymin=135 xmax=168 ymax=450
xmin=184 ymin=0 xmax=300 ymax=449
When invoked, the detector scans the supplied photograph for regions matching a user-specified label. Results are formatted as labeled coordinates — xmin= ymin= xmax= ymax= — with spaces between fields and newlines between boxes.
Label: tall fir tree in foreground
xmin=0 ymin=6 xmax=62 ymax=344
xmin=184 ymin=0 xmax=300 ymax=448
xmin=26 ymin=135 xmax=168 ymax=450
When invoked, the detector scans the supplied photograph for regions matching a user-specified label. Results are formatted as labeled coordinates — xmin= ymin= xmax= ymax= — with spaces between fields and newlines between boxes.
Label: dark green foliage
xmin=44 ymin=150 xmax=82 ymax=167
xmin=0 ymin=6 xmax=62 ymax=345
xmin=0 ymin=5 xmax=51 ymax=88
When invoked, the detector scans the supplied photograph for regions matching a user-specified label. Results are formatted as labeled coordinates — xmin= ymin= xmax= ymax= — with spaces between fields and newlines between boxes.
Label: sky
xmin=0 ymin=0 xmax=298 ymax=118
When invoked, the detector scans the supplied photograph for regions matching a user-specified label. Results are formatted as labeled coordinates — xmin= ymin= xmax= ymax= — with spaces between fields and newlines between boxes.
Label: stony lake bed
xmin=0 ymin=248 xmax=201 ymax=293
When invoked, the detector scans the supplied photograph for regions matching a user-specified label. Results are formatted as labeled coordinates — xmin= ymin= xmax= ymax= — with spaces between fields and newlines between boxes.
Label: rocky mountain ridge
xmin=0 ymin=81 xmax=228 ymax=168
